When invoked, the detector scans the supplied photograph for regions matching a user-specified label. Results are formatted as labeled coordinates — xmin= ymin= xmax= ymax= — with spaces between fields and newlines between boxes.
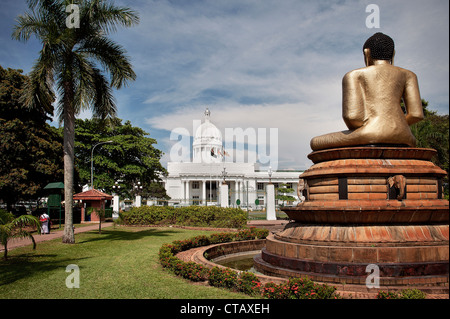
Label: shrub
xmin=158 ymin=229 xmax=340 ymax=299
xmin=158 ymin=229 xmax=268 ymax=286
xmin=400 ymin=288 xmax=427 ymax=299
xmin=208 ymin=232 xmax=237 ymax=244
xmin=262 ymin=282 xmax=287 ymax=299
xmin=119 ymin=205 xmax=247 ymax=228
xmin=377 ymin=289 xmax=426 ymax=299
xmin=208 ymin=266 xmax=238 ymax=289
xmin=262 ymin=277 xmax=340 ymax=299
xmin=173 ymin=261 xmax=208 ymax=282
xmin=237 ymin=271 xmax=262 ymax=296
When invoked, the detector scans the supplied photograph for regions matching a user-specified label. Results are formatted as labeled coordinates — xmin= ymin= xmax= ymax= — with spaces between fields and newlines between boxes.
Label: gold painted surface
xmin=310 ymin=37 xmax=424 ymax=151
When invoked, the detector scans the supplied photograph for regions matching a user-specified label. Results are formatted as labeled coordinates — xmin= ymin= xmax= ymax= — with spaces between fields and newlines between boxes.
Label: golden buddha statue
xmin=310 ymin=32 xmax=424 ymax=151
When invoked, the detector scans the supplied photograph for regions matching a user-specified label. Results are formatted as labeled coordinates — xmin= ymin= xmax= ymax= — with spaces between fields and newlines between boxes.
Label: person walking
xmin=39 ymin=212 xmax=50 ymax=234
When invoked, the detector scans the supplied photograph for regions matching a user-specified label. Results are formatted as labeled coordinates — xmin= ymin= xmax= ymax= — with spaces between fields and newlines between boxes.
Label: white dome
xmin=193 ymin=109 xmax=223 ymax=163
xmin=193 ymin=120 xmax=222 ymax=145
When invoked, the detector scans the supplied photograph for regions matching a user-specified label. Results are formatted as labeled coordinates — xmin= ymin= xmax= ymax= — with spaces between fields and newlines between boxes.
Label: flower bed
xmin=158 ymin=228 xmax=341 ymax=299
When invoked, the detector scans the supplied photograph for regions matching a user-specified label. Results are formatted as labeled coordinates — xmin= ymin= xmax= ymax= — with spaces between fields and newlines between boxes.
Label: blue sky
xmin=0 ymin=0 xmax=448 ymax=170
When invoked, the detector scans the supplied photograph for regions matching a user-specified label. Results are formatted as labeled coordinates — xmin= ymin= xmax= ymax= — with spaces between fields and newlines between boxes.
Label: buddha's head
xmin=363 ymin=32 xmax=395 ymax=66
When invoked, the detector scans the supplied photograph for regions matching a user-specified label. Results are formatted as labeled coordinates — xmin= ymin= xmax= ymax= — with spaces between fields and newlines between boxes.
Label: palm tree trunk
xmin=3 ymin=242 xmax=7 ymax=260
xmin=62 ymin=81 xmax=76 ymax=244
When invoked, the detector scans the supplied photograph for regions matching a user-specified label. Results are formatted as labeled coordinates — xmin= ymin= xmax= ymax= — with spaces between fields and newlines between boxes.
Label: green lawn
xmin=0 ymin=226 xmax=252 ymax=299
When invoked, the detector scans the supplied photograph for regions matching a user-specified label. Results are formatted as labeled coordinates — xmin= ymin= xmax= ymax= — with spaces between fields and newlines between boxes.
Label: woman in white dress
xmin=40 ymin=213 xmax=50 ymax=234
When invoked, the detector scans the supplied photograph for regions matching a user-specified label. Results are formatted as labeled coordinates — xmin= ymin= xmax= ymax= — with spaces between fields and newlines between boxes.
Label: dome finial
xmin=204 ymin=108 xmax=211 ymax=121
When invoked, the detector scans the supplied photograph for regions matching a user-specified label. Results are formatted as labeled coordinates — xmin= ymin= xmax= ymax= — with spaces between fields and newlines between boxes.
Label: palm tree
xmin=0 ymin=210 xmax=41 ymax=260
xmin=12 ymin=0 xmax=139 ymax=243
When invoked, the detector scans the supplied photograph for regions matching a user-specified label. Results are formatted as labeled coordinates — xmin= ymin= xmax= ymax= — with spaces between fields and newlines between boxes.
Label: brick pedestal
xmin=254 ymin=147 xmax=449 ymax=287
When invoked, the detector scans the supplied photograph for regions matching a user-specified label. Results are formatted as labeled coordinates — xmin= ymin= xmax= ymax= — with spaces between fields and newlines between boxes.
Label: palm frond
xmin=21 ymin=51 xmax=56 ymax=113
xmin=76 ymin=35 xmax=136 ymax=89
xmin=13 ymin=0 xmax=66 ymax=42
xmin=12 ymin=11 xmax=48 ymax=42
xmin=0 ymin=210 xmax=14 ymax=225
xmin=91 ymin=66 xmax=117 ymax=120
xmin=72 ymin=54 xmax=96 ymax=113
xmin=10 ymin=214 xmax=41 ymax=233
xmin=83 ymin=0 xmax=139 ymax=34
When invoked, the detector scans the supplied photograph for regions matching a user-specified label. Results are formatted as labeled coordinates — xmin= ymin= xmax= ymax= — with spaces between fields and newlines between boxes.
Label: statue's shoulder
xmin=342 ymin=67 xmax=366 ymax=83
xmin=396 ymin=66 xmax=417 ymax=78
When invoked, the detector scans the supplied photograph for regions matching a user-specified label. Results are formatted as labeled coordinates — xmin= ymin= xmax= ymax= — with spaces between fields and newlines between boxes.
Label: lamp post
xmin=134 ymin=181 xmax=143 ymax=193
xmin=220 ymin=167 xmax=228 ymax=208
xmin=112 ymin=181 xmax=121 ymax=219
xmin=134 ymin=181 xmax=143 ymax=207
xmin=266 ymin=166 xmax=276 ymax=220
xmin=221 ymin=167 xmax=227 ymax=182
xmin=90 ymin=140 xmax=113 ymax=190
xmin=112 ymin=181 xmax=121 ymax=192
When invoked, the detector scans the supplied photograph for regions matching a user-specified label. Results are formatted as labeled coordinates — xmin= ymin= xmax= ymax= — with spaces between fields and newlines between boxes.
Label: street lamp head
xmin=221 ymin=167 xmax=227 ymax=182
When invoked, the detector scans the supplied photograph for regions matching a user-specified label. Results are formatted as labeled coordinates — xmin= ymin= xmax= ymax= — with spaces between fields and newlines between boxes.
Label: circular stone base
xmin=253 ymin=230 xmax=449 ymax=286
xmin=272 ymin=147 xmax=449 ymax=286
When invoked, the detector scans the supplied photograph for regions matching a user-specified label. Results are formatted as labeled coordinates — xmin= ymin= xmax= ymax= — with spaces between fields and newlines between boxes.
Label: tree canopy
xmin=73 ymin=118 xmax=168 ymax=199
xmin=12 ymin=0 xmax=139 ymax=244
xmin=0 ymin=65 xmax=63 ymax=211
xmin=409 ymin=100 xmax=449 ymax=198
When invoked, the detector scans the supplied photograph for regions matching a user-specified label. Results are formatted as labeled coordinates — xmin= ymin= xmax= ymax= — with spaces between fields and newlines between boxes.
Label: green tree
xmin=0 ymin=66 xmax=63 ymax=211
xmin=0 ymin=209 xmax=41 ymax=260
xmin=13 ymin=0 xmax=139 ymax=243
xmin=72 ymin=118 xmax=167 ymax=199
xmin=408 ymin=100 xmax=449 ymax=198
xmin=276 ymin=183 xmax=296 ymax=206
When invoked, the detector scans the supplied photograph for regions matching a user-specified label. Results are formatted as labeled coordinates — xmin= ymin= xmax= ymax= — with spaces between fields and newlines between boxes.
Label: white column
xmin=220 ymin=182 xmax=229 ymax=208
xmin=239 ymin=180 xmax=243 ymax=204
xmin=202 ymin=180 xmax=207 ymax=205
xmin=135 ymin=195 xmax=142 ymax=207
xmin=266 ymin=183 xmax=276 ymax=220
xmin=113 ymin=195 xmax=119 ymax=220
xmin=185 ymin=180 xmax=190 ymax=205
xmin=248 ymin=180 xmax=257 ymax=208
xmin=234 ymin=181 xmax=239 ymax=206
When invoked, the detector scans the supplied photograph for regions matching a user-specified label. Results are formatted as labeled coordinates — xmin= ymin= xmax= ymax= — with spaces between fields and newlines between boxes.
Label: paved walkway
xmin=0 ymin=222 xmax=114 ymax=252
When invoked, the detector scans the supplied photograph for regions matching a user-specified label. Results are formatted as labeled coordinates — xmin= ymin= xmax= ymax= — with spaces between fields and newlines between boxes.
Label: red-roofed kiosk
xmin=73 ymin=189 xmax=113 ymax=222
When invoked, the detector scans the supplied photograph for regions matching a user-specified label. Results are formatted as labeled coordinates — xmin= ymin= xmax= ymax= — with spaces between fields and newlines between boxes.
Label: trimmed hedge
xmin=119 ymin=205 xmax=247 ymax=229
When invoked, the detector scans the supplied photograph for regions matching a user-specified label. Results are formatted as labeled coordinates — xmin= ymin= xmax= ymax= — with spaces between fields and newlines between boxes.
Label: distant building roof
xmin=73 ymin=189 xmax=113 ymax=201
xmin=44 ymin=182 xmax=64 ymax=189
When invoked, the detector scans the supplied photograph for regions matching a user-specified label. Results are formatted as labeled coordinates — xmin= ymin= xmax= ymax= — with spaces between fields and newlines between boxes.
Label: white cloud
xmin=135 ymin=0 xmax=448 ymax=170
xmin=2 ymin=0 xmax=446 ymax=171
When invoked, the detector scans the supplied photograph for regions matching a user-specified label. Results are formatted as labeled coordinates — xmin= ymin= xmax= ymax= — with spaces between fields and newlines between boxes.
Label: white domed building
xmin=192 ymin=108 xmax=223 ymax=164
xmin=164 ymin=109 xmax=303 ymax=209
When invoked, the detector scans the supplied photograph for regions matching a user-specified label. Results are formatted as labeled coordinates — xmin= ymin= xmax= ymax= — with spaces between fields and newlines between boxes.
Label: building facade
xmin=164 ymin=109 xmax=303 ymax=209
